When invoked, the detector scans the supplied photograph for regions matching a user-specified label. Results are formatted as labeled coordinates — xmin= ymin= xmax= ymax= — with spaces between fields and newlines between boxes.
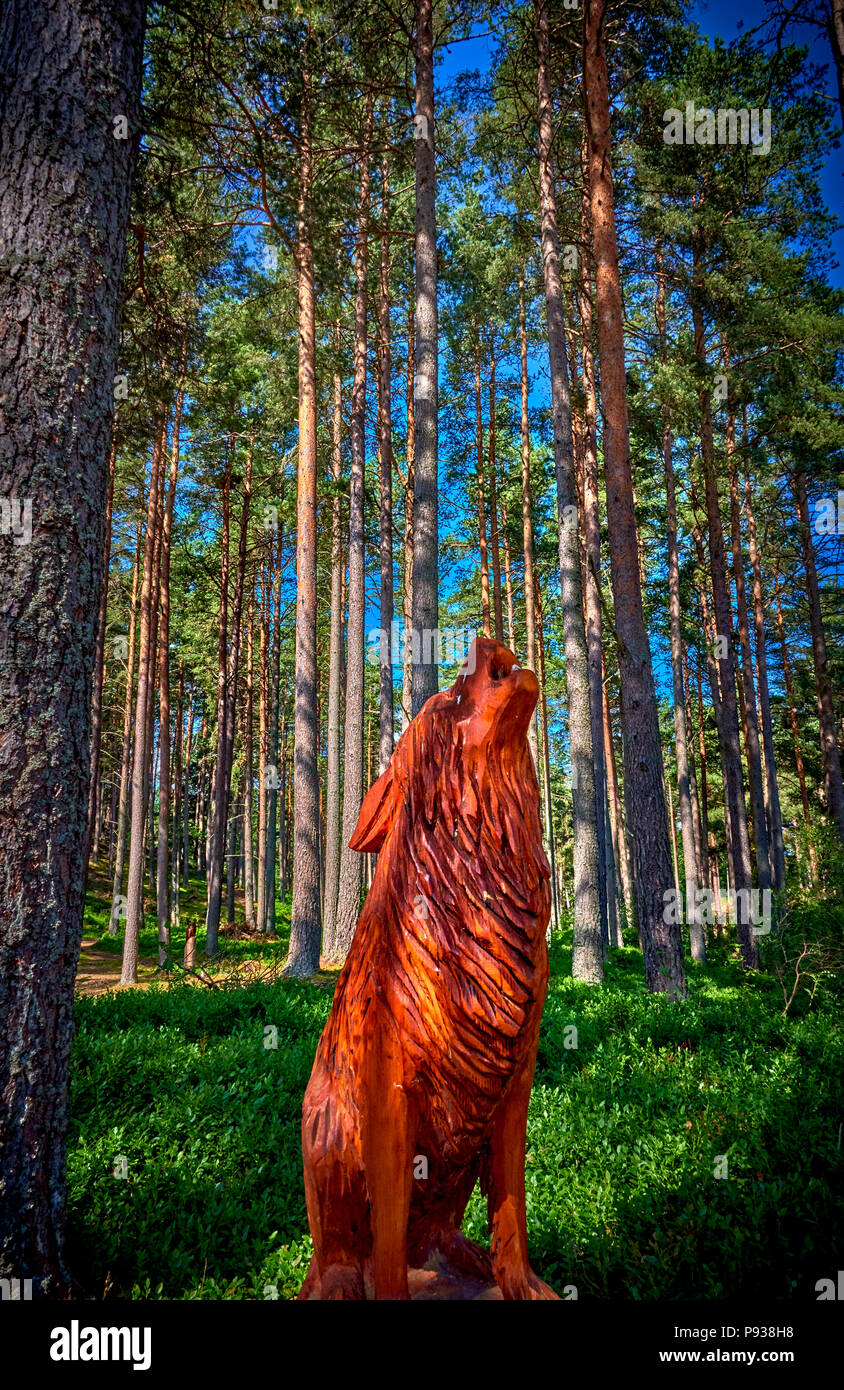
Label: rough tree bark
xmin=378 ymin=147 xmax=394 ymax=775
xmin=742 ymin=458 xmax=785 ymax=890
xmin=0 ymin=0 xmax=146 ymax=1287
xmin=286 ymin=71 xmax=323 ymax=976
xmin=411 ymin=0 xmax=439 ymax=713
xmin=322 ymin=324 xmax=345 ymax=953
xmin=656 ymin=257 xmax=704 ymax=961
xmin=793 ymin=468 xmax=844 ymax=843
xmin=537 ymin=0 xmax=603 ymax=982
xmin=582 ymin=0 xmax=685 ymax=995
xmin=334 ymin=92 xmax=374 ymax=962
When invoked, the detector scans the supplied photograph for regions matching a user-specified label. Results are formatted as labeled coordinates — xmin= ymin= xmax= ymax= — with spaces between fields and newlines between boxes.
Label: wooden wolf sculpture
xmin=299 ymin=638 xmax=556 ymax=1300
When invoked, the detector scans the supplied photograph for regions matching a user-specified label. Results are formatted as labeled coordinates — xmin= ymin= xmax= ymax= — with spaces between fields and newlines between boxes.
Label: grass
xmin=67 ymin=892 xmax=844 ymax=1300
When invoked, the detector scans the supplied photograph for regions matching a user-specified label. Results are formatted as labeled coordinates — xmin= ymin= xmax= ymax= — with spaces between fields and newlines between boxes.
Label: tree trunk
xmin=582 ymin=0 xmax=685 ymax=995
xmin=773 ymin=557 xmax=818 ymax=877
xmin=203 ymin=435 xmax=233 ymax=957
xmin=323 ymin=326 xmax=345 ymax=953
xmin=743 ymin=458 xmax=785 ymax=890
xmin=378 ymin=148 xmax=394 ymax=775
xmin=690 ymin=242 xmax=757 ymax=969
xmin=535 ymin=582 xmax=561 ymax=934
xmin=156 ymin=382 xmax=185 ymax=964
xmin=411 ymin=0 xmax=439 ymax=713
xmin=264 ymin=474 xmax=283 ymax=937
xmin=0 ymin=0 xmax=145 ymax=1288
xmin=286 ymin=72 xmax=323 ymax=976
xmin=334 ymin=93 xmax=374 ymax=962
xmin=402 ymin=256 xmax=415 ymax=730
xmin=475 ymin=336 xmax=492 ymax=638
xmin=109 ymin=525 xmax=141 ymax=934
xmin=793 ymin=469 xmax=844 ymax=842
xmin=537 ymin=0 xmax=603 ymax=983
xmin=577 ymin=170 xmax=609 ymax=952
xmin=488 ymin=344 xmax=504 ymax=642
xmin=656 ymin=262 xmax=703 ymax=960
xmin=726 ymin=413 xmax=772 ymax=895
xmin=518 ymin=279 xmax=539 ymax=772
xmin=243 ymin=595 xmax=256 ymax=928
xmin=86 ymin=434 xmax=117 ymax=871
xmin=122 ymin=412 xmax=167 ymax=984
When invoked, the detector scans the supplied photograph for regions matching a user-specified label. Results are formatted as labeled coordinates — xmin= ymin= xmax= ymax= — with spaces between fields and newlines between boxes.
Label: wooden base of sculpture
xmin=301 ymin=1247 xmax=504 ymax=1301
xmin=299 ymin=639 xmax=558 ymax=1301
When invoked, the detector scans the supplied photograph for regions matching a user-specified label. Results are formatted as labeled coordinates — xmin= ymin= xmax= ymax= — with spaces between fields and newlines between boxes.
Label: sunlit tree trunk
xmin=793 ymin=468 xmax=844 ymax=843
xmin=123 ymin=411 xmax=167 ymax=984
xmin=582 ymin=0 xmax=684 ymax=993
xmin=286 ymin=69 xmax=322 ymax=976
xmin=109 ymin=526 xmax=141 ymax=935
xmin=475 ymin=336 xmax=492 ymax=638
xmin=742 ymin=457 xmax=785 ymax=890
xmin=334 ymin=91 xmax=374 ymax=962
xmin=772 ymin=557 xmax=818 ymax=877
xmin=411 ymin=0 xmax=439 ymax=712
xmin=537 ymin=0 xmax=602 ymax=982
xmin=323 ymin=325 xmax=345 ymax=953
xmin=378 ymin=147 xmax=394 ymax=774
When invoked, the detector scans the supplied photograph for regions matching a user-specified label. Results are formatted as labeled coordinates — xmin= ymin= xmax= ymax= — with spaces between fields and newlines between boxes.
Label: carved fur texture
xmin=299 ymin=639 xmax=556 ymax=1300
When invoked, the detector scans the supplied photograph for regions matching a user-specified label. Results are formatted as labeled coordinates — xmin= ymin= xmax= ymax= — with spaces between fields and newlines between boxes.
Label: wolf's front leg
xmin=359 ymin=1008 xmax=414 ymax=1300
xmin=486 ymin=1050 xmax=559 ymax=1300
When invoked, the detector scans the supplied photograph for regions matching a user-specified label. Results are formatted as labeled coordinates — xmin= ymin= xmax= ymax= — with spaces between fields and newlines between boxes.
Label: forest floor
xmin=69 ymin=881 xmax=844 ymax=1300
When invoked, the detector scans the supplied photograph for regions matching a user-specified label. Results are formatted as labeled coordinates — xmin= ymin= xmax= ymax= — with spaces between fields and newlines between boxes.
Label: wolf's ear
xmin=349 ymin=761 xmax=402 ymax=853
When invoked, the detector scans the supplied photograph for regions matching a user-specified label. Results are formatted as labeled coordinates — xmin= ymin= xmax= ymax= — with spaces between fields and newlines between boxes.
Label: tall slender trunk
xmin=582 ymin=0 xmax=684 ymax=994
xmin=488 ymin=344 xmax=504 ymax=642
xmin=535 ymin=581 xmax=561 ymax=934
xmin=501 ymin=498 xmax=515 ymax=650
xmin=518 ymin=279 xmax=539 ymax=772
xmin=122 ymin=412 xmax=167 ymax=984
xmin=86 ymin=434 xmax=117 ymax=870
xmin=475 ymin=336 xmax=492 ymax=637
xmin=793 ymin=469 xmax=844 ymax=842
xmin=286 ymin=68 xmax=322 ymax=975
xmin=257 ymin=557 xmax=269 ymax=928
xmin=402 ymin=256 xmax=415 ymax=730
xmin=334 ymin=92 xmax=374 ymax=962
xmin=109 ymin=525 xmax=142 ymax=934
xmin=726 ymin=406 xmax=771 ymax=894
xmin=182 ymin=684 xmax=195 ymax=889
xmin=203 ymin=435 xmax=233 ymax=957
xmin=656 ymin=259 xmax=703 ymax=960
xmin=243 ymin=594 xmax=255 ymax=928
xmin=743 ymin=458 xmax=785 ymax=890
xmin=773 ymin=558 xmax=818 ymax=877
xmin=691 ymin=241 xmax=756 ymax=968
xmin=577 ymin=168 xmax=609 ymax=952
xmin=378 ymin=147 xmax=394 ymax=775
xmin=323 ymin=326 xmax=345 ymax=952
xmin=156 ymin=381 xmax=185 ymax=964
xmin=411 ymin=0 xmax=439 ymax=712
xmin=265 ymin=476 xmax=283 ymax=937
xmin=602 ymin=652 xmax=630 ymax=937
xmin=537 ymin=0 xmax=603 ymax=982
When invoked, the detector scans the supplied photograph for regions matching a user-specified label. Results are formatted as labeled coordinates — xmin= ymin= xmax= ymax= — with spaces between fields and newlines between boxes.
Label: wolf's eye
xmin=490 ymin=660 xmax=507 ymax=682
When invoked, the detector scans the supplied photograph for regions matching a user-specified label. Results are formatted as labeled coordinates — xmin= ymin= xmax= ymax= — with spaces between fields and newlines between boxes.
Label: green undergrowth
xmin=67 ymin=919 xmax=844 ymax=1300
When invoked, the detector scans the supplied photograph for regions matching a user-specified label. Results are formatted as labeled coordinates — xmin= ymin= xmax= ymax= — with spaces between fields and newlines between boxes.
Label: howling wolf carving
xmin=299 ymin=638 xmax=557 ymax=1300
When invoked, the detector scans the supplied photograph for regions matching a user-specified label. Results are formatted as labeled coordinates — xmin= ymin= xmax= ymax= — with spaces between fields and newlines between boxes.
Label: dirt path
xmin=75 ymin=940 xmax=159 ymax=996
